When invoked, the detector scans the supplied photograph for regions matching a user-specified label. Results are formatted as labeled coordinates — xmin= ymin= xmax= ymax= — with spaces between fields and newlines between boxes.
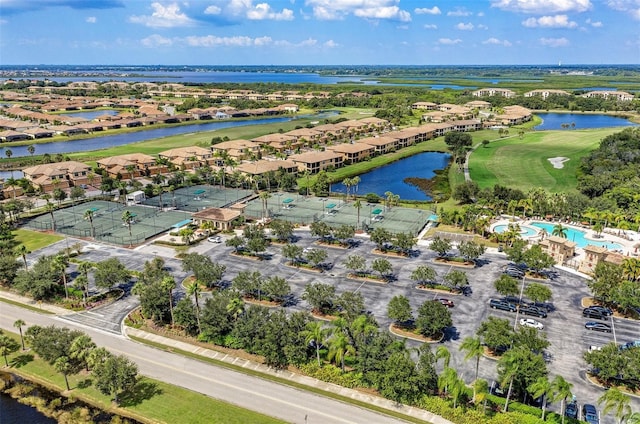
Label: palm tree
xmin=178 ymin=227 xmax=194 ymax=245
xmin=327 ymin=331 xmax=355 ymax=371
xmin=5 ymin=148 xmax=13 ymax=179
xmin=161 ymin=276 xmax=176 ymax=326
xmin=53 ymin=254 xmax=70 ymax=299
xmin=499 ymin=348 xmax=521 ymax=412
xmin=626 ymin=413 xmax=640 ymax=424
xmin=552 ymin=223 xmax=568 ymax=238
xmin=26 ymin=144 xmax=35 ymax=156
xmin=45 ymin=201 xmax=57 ymax=231
xmin=121 ymin=210 xmax=134 ymax=246
xmin=551 ymin=375 xmax=573 ymax=424
xmin=69 ymin=335 xmax=96 ymax=371
xmin=435 ymin=345 xmax=451 ymax=368
xmin=125 ymin=164 xmax=136 ymax=184
xmin=13 ymin=319 xmax=26 ymax=350
xmin=599 ymin=387 xmax=631 ymax=424
xmin=459 ymin=336 xmax=484 ymax=403
xmin=528 ymin=377 xmax=553 ymax=420
xmin=74 ymin=275 xmax=89 ymax=304
xmin=259 ymin=191 xmax=271 ymax=220
xmin=15 ymin=245 xmax=30 ymax=270
xmin=186 ymin=281 xmax=201 ymax=333
xmin=84 ymin=209 xmax=96 ymax=238
xmin=302 ymin=321 xmax=327 ymax=367
xmin=621 ymin=258 xmax=640 ymax=282
xmin=353 ymin=199 xmax=362 ymax=230
xmin=152 ymin=184 xmax=164 ymax=210
xmin=438 ymin=367 xmax=465 ymax=408
xmin=54 ymin=356 xmax=72 ymax=390
xmin=226 ymin=296 xmax=245 ymax=322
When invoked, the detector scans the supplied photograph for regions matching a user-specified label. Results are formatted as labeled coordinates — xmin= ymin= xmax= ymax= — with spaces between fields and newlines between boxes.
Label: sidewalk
xmin=125 ymin=327 xmax=454 ymax=424
xmin=0 ymin=290 xmax=73 ymax=315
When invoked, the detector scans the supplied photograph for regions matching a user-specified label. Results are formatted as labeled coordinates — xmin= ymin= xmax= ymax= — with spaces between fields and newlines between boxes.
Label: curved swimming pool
xmin=530 ymin=222 xmax=623 ymax=250
xmin=493 ymin=224 xmax=538 ymax=237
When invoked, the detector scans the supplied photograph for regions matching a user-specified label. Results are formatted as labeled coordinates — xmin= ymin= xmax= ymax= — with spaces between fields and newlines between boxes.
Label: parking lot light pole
xmin=513 ymin=275 xmax=526 ymax=331
xmin=611 ymin=315 xmax=617 ymax=345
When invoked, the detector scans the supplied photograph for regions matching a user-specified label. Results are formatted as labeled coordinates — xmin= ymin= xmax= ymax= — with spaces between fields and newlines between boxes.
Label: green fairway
xmin=13 ymin=229 xmax=63 ymax=251
xmin=468 ymin=128 xmax=620 ymax=193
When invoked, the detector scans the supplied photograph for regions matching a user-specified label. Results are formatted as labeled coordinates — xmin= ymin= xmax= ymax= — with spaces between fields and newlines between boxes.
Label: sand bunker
xmin=548 ymin=157 xmax=569 ymax=169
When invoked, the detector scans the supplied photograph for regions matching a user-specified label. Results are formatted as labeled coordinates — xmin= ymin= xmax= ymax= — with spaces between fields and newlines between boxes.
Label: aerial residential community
xmin=1 ymin=1 xmax=640 ymax=424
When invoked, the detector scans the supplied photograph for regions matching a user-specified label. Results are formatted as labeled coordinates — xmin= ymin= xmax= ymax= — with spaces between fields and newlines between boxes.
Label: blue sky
xmin=1 ymin=0 xmax=639 ymax=65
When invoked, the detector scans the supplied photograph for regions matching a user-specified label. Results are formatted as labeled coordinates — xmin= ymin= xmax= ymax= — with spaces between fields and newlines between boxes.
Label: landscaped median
xmin=123 ymin=326 xmax=453 ymax=424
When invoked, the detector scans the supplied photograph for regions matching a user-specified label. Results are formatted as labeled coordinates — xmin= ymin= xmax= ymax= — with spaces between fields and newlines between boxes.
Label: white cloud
xmin=491 ymin=0 xmax=592 ymax=14
xmin=585 ymin=18 xmax=603 ymax=27
xmin=423 ymin=23 xmax=438 ymax=29
xmin=522 ymin=15 xmax=578 ymax=27
xmin=415 ymin=6 xmax=441 ymax=15
xmin=477 ymin=24 xmax=489 ymax=29
xmin=204 ymin=5 xmax=221 ymax=15
xmin=141 ymin=34 xmax=173 ymax=47
xmin=606 ymin=0 xmax=640 ymax=20
xmin=456 ymin=22 xmax=474 ymax=30
xmin=247 ymin=3 xmax=294 ymax=20
xmin=185 ymin=35 xmax=259 ymax=47
xmin=86 ymin=16 xmax=96 ymax=23
xmin=477 ymin=11 xmax=485 ymax=16
xmin=0 ymin=19 xmax=8 ymax=24
xmin=129 ymin=2 xmax=194 ymax=28
xmin=306 ymin=0 xmax=411 ymax=21
xmin=324 ymin=39 xmax=339 ymax=48
xmin=482 ymin=37 xmax=512 ymax=46
xmin=437 ymin=38 xmax=462 ymax=45
xmin=447 ymin=7 xmax=472 ymax=16
xmin=539 ymin=37 xmax=570 ymax=46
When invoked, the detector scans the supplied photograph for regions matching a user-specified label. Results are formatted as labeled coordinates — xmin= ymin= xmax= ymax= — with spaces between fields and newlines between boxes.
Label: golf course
xmin=468 ymin=128 xmax=622 ymax=193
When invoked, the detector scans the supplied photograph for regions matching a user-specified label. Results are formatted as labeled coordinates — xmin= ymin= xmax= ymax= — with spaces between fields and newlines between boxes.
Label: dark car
xmin=565 ymin=401 xmax=578 ymax=419
xmin=489 ymin=299 xmax=517 ymax=312
xmin=519 ymin=304 xmax=548 ymax=318
xmin=585 ymin=322 xmax=612 ymax=333
xmin=583 ymin=308 xmax=609 ymax=321
xmin=437 ymin=299 xmax=455 ymax=308
xmin=582 ymin=404 xmax=599 ymax=424
xmin=586 ymin=306 xmax=613 ymax=316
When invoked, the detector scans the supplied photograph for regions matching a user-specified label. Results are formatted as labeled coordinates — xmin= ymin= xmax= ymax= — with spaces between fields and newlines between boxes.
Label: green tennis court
xmin=26 ymin=200 xmax=192 ymax=246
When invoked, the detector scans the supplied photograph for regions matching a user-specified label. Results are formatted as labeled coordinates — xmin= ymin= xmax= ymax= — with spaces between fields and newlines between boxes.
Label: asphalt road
xmin=0 ymin=302 xmax=407 ymax=424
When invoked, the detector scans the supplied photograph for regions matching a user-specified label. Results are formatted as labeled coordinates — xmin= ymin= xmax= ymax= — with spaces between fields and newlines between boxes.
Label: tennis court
xmin=26 ymin=200 xmax=192 ymax=246
xmin=141 ymin=184 xmax=255 ymax=213
xmin=242 ymin=193 xmax=432 ymax=235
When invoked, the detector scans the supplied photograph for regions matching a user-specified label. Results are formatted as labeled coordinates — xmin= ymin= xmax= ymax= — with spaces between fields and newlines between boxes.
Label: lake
xmin=0 ymin=392 xmax=56 ymax=424
xmin=331 ymin=152 xmax=451 ymax=201
xmin=534 ymin=113 xmax=638 ymax=130
xmin=0 ymin=111 xmax=338 ymax=159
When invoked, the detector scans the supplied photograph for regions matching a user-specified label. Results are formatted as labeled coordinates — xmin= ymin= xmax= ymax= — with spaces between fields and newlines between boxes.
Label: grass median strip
xmin=0 ymin=296 xmax=55 ymax=314
xmin=3 ymin=332 xmax=285 ymax=424
xmin=128 ymin=334 xmax=433 ymax=424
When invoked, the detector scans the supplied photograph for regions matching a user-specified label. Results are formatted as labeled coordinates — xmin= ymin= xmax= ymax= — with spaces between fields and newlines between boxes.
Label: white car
xmin=207 ymin=236 xmax=222 ymax=243
xmin=519 ymin=318 xmax=544 ymax=330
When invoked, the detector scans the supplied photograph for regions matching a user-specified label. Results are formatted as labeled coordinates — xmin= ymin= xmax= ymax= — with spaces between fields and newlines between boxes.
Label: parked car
xmin=207 ymin=236 xmax=222 ymax=243
xmin=437 ymin=299 xmax=455 ymax=308
xmin=585 ymin=305 xmax=613 ymax=316
xmin=565 ymin=401 xmax=578 ymax=419
xmin=582 ymin=404 xmax=600 ymax=424
xmin=504 ymin=268 xmax=524 ymax=278
xmin=620 ymin=340 xmax=640 ymax=350
xmin=519 ymin=304 xmax=548 ymax=318
xmin=582 ymin=307 xmax=609 ymax=320
xmin=519 ymin=318 xmax=544 ymax=330
xmin=303 ymin=247 xmax=315 ymax=254
xmin=489 ymin=299 xmax=517 ymax=312
xmin=585 ymin=322 xmax=612 ymax=333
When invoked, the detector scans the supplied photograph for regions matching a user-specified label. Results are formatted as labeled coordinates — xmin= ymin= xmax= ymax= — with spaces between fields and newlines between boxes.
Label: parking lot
xmin=37 ymin=230 xmax=640 ymax=423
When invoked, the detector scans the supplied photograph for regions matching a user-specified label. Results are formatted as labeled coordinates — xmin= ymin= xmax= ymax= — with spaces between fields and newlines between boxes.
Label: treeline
xmin=0 ymin=325 xmax=140 ymax=405
xmin=578 ymin=127 xmax=640 ymax=215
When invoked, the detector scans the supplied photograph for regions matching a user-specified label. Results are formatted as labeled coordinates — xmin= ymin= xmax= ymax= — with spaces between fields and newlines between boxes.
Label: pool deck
xmin=491 ymin=216 xmax=639 ymax=259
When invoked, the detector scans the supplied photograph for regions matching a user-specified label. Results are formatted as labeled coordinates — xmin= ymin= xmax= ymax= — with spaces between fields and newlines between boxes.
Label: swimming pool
xmin=493 ymin=224 xmax=538 ymax=237
xmin=530 ymin=222 xmax=623 ymax=250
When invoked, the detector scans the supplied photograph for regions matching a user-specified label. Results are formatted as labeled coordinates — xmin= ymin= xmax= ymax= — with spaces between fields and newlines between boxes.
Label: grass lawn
xmin=13 ymin=229 xmax=63 ymax=251
xmin=3 ymin=332 xmax=284 ymax=424
xmin=468 ymin=128 xmax=619 ymax=193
